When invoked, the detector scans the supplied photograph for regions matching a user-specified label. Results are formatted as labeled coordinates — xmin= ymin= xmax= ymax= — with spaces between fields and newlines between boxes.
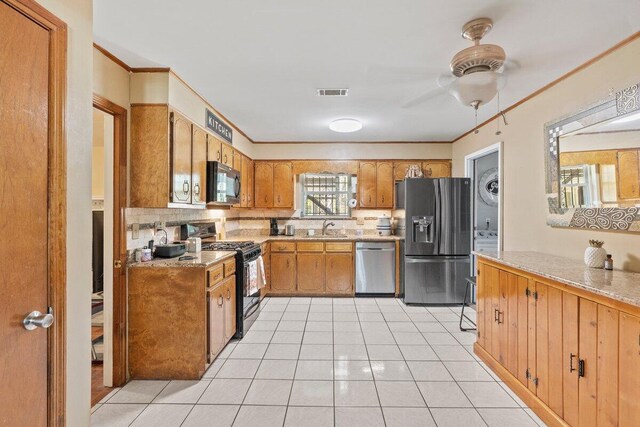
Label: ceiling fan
xmin=371 ymin=18 xmax=512 ymax=111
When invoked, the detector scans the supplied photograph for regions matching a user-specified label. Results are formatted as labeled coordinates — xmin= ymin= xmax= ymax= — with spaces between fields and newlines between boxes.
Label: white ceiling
xmin=94 ymin=0 xmax=640 ymax=142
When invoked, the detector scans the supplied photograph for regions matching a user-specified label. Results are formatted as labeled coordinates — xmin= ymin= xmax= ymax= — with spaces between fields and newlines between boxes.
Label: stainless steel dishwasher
xmin=355 ymin=242 xmax=396 ymax=294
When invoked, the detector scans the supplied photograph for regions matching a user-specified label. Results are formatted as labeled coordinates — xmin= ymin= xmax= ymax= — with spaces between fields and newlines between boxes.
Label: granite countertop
xmin=474 ymin=251 xmax=640 ymax=307
xmin=225 ymin=235 xmax=404 ymax=244
xmin=129 ymin=250 xmax=236 ymax=268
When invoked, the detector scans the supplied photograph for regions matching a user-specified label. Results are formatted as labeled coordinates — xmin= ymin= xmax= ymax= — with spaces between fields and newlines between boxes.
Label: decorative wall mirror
xmin=545 ymin=82 xmax=640 ymax=232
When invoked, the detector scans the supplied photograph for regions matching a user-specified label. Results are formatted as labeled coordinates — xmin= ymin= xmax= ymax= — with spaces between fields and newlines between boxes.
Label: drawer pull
xmin=569 ymin=353 xmax=577 ymax=373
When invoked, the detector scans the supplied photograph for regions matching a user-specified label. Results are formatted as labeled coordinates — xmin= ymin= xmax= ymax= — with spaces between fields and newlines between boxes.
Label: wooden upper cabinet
xmin=171 ymin=111 xmax=192 ymax=204
xmin=233 ymin=149 xmax=242 ymax=172
xmin=423 ymin=160 xmax=451 ymax=178
xmin=191 ymin=126 xmax=207 ymax=205
xmin=617 ymin=150 xmax=640 ymax=199
xmin=297 ymin=253 xmax=325 ymax=293
xmin=247 ymin=158 xmax=254 ymax=207
xmin=393 ymin=161 xmax=422 ymax=181
xmin=221 ymin=143 xmax=234 ymax=167
xmin=240 ymin=154 xmax=249 ymax=207
xmin=376 ymin=162 xmax=394 ymax=208
xmin=359 ymin=161 xmax=377 ymax=208
xmin=254 ymin=162 xmax=274 ymax=208
xmin=325 ymin=253 xmax=353 ymax=294
xmin=207 ymin=136 xmax=222 ymax=163
xmin=273 ymin=162 xmax=293 ymax=208
xmin=270 ymin=253 xmax=296 ymax=292
xmin=130 ymin=105 xmax=170 ymax=207
xmin=619 ymin=312 xmax=640 ymax=425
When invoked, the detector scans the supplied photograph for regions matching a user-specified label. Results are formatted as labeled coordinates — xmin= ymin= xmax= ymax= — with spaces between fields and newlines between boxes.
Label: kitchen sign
xmin=205 ymin=108 xmax=233 ymax=144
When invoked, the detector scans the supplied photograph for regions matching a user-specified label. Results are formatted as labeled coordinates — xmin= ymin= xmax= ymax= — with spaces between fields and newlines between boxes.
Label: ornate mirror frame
xmin=544 ymin=82 xmax=640 ymax=232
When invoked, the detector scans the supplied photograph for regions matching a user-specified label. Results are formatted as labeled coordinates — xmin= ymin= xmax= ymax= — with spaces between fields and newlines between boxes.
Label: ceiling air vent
xmin=317 ymin=88 xmax=349 ymax=97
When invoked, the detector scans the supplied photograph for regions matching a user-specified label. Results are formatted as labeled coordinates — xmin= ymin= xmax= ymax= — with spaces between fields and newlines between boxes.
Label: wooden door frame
xmin=3 ymin=0 xmax=67 ymax=424
xmin=92 ymin=94 xmax=128 ymax=387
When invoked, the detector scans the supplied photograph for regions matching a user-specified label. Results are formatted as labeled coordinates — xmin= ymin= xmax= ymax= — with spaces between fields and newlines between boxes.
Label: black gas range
xmin=180 ymin=223 xmax=262 ymax=338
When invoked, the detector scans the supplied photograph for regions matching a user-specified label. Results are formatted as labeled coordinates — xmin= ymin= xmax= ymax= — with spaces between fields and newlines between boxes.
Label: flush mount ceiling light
xmin=329 ymin=118 xmax=362 ymax=133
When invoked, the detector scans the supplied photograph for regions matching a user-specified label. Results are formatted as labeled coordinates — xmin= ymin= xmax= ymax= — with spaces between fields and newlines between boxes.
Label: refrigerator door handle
xmin=405 ymin=256 xmax=469 ymax=263
xmin=434 ymin=180 xmax=441 ymax=254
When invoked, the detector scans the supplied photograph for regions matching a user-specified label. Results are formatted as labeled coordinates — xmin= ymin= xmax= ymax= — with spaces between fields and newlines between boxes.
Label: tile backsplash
xmin=125 ymin=207 xmax=396 ymax=250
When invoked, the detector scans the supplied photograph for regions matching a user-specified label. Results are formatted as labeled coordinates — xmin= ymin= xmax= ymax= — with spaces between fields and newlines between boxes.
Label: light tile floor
xmin=91 ymin=297 xmax=547 ymax=427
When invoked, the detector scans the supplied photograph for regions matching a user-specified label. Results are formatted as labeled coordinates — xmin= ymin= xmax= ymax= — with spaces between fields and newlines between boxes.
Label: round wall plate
xmin=479 ymin=167 xmax=499 ymax=206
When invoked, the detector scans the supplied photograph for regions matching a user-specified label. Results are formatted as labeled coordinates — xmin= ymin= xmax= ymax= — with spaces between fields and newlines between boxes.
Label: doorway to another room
xmin=91 ymin=96 xmax=128 ymax=407
xmin=465 ymin=143 xmax=503 ymax=268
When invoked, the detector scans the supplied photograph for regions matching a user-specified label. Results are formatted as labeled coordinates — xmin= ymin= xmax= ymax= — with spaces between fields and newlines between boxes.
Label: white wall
xmin=38 ymin=0 xmax=93 ymax=425
xmin=452 ymin=36 xmax=640 ymax=272
xmin=251 ymin=142 xmax=452 ymax=160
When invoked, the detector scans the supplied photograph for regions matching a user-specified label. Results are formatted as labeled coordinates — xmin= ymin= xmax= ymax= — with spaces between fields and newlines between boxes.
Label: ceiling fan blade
xmin=402 ymin=86 xmax=448 ymax=108
xmin=366 ymin=65 xmax=444 ymax=84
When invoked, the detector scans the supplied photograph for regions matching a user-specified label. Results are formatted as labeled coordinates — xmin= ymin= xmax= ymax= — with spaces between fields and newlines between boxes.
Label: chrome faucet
xmin=322 ymin=219 xmax=336 ymax=236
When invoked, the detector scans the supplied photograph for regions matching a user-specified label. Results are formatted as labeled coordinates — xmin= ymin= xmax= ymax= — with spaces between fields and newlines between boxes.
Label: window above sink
xmin=299 ymin=173 xmax=355 ymax=217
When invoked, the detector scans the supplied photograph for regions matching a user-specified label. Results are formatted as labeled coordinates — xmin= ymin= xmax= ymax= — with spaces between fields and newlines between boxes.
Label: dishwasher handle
xmin=359 ymin=248 xmax=395 ymax=251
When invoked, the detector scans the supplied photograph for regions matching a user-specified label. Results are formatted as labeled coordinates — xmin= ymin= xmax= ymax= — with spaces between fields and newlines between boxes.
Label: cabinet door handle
xmin=494 ymin=308 xmax=499 ymax=322
xmin=217 ymin=150 xmax=221 ymax=161
xmin=227 ymin=289 xmax=231 ymax=300
xmin=369 ymin=195 xmax=372 ymax=204
xmin=286 ymin=259 xmax=290 ymax=268
xmin=496 ymin=311 xmax=504 ymax=324
xmin=381 ymin=195 xmax=385 ymax=204
xmin=193 ymin=183 xmax=200 ymax=196
xmin=578 ymin=359 xmax=585 ymax=377
xmin=224 ymin=154 xmax=228 ymax=163
xmin=183 ymin=180 xmax=190 ymax=194
xmin=569 ymin=353 xmax=577 ymax=373
xmin=218 ymin=295 xmax=224 ymax=307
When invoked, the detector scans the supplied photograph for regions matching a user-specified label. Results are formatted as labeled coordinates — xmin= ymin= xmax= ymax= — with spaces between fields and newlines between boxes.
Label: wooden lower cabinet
xmin=297 ymin=253 xmax=325 ymax=293
xmin=265 ymin=240 xmax=355 ymax=296
xmin=223 ymin=277 xmax=237 ymax=341
xmin=326 ymin=253 xmax=354 ymax=294
xmin=270 ymin=253 xmax=296 ymax=293
xmin=619 ymin=312 xmax=640 ymax=425
xmin=207 ymin=284 xmax=225 ymax=361
xmin=476 ymin=258 xmax=640 ymax=427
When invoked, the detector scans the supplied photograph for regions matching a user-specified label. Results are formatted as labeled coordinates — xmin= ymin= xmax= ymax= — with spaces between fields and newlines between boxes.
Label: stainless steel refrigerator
xmin=396 ymin=178 xmax=472 ymax=304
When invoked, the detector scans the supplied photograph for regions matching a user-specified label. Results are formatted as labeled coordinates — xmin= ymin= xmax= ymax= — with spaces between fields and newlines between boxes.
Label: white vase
xmin=584 ymin=246 xmax=607 ymax=268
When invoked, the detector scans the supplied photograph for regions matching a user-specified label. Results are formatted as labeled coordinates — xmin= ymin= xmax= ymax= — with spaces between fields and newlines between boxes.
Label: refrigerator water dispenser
xmin=412 ymin=216 xmax=434 ymax=243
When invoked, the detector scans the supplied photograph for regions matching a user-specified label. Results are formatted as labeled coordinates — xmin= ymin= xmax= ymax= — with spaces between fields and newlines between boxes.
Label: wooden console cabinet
xmin=476 ymin=257 xmax=640 ymax=427
xmin=128 ymin=256 xmax=236 ymax=379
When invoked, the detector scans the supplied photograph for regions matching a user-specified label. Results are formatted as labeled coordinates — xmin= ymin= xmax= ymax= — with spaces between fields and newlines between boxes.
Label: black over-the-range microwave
xmin=206 ymin=161 xmax=241 ymax=205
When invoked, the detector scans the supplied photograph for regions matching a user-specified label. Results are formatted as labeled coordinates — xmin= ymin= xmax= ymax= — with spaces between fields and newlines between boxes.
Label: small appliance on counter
xmin=270 ymin=218 xmax=279 ymax=236
xmin=376 ymin=215 xmax=392 ymax=236
xmin=153 ymin=243 xmax=187 ymax=258
xmin=285 ymin=225 xmax=295 ymax=236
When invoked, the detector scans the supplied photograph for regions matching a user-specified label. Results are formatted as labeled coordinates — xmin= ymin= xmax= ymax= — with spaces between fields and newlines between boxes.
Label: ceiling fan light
xmin=448 ymin=71 xmax=500 ymax=107
xmin=329 ymin=118 xmax=362 ymax=133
